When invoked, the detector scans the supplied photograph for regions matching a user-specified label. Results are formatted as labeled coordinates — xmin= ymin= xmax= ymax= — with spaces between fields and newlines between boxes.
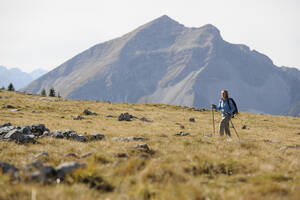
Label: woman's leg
xmin=224 ymin=115 xmax=231 ymax=137
xmin=219 ymin=117 xmax=226 ymax=136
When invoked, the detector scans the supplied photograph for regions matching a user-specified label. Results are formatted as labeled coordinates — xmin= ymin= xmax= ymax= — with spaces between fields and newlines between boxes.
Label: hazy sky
xmin=0 ymin=0 xmax=299 ymax=72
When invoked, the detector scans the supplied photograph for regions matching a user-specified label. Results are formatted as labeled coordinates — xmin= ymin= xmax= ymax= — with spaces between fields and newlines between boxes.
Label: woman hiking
xmin=212 ymin=90 xmax=235 ymax=137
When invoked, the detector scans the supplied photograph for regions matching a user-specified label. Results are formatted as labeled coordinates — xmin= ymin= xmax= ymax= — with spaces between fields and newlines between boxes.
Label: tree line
xmin=1 ymin=83 xmax=61 ymax=98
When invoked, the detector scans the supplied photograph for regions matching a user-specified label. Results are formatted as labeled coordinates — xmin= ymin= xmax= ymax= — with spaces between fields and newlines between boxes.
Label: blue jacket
xmin=215 ymin=98 xmax=235 ymax=117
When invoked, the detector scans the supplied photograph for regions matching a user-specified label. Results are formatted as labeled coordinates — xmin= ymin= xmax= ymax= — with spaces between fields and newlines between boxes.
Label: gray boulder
xmin=189 ymin=118 xmax=195 ymax=122
xmin=55 ymin=162 xmax=85 ymax=179
xmin=140 ymin=117 xmax=153 ymax=122
xmin=73 ymin=115 xmax=84 ymax=120
xmin=30 ymin=124 xmax=48 ymax=136
xmin=175 ymin=131 xmax=190 ymax=136
xmin=0 ymin=126 xmax=18 ymax=137
xmin=112 ymin=136 xmax=149 ymax=142
xmin=29 ymin=165 xmax=57 ymax=183
xmin=134 ymin=144 xmax=150 ymax=151
xmin=83 ymin=109 xmax=97 ymax=116
xmin=20 ymin=126 xmax=32 ymax=135
xmin=52 ymin=131 xmax=64 ymax=139
xmin=118 ymin=113 xmax=136 ymax=121
xmin=3 ymin=129 xmax=36 ymax=144
xmin=64 ymin=153 xmax=78 ymax=158
xmin=0 ymin=122 xmax=12 ymax=128
xmin=23 ymin=160 xmax=44 ymax=171
xmin=34 ymin=151 xmax=49 ymax=159
xmin=88 ymin=134 xmax=105 ymax=141
xmin=0 ymin=161 xmax=18 ymax=175
xmin=80 ymin=152 xmax=93 ymax=159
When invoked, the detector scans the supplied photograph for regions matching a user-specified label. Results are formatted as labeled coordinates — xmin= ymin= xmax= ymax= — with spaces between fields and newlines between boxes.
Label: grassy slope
xmin=0 ymin=90 xmax=300 ymax=200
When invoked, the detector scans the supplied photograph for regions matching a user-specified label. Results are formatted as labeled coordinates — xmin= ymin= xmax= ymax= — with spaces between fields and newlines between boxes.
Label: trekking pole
xmin=212 ymin=108 xmax=215 ymax=135
xmin=229 ymin=117 xmax=240 ymax=141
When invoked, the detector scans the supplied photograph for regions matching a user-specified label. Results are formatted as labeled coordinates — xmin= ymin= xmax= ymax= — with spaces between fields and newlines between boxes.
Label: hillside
xmin=22 ymin=15 xmax=300 ymax=115
xmin=0 ymin=90 xmax=300 ymax=200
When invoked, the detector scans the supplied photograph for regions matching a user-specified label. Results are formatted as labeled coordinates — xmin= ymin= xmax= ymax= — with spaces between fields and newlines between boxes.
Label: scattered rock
xmin=189 ymin=118 xmax=195 ymax=122
xmin=6 ymin=105 xmax=15 ymax=109
xmin=83 ymin=109 xmax=97 ymax=116
xmin=28 ymin=165 xmax=57 ymax=183
xmin=34 ymin=151 xmax=49 ymax=159
xmin=140 ymin=117 xmax=153 ymax=122
xmin=64 ymin=153 xmax=79 ymax=158
xmin=52 ymin=131 xmax=64 ymax=139
xmin=61 ymin=116 xmax=65 ymax=118
xmin=31 ymin=124 xmax=48 ymax=136
xmin=139 ymin=153 xmax=149 ymax=158
xmin=0 ymin=122 xmax=12 ymax=128
xmin=263 ymin=139 xmax=281 ymax=144
xmin=79 ymin=175 xmax=114 ymax=192
xmin=71 ymin=134 xmax=87 ymax=142
xmin=32 ymin=110 xmax=36 ymax=113
xmin=193 ymin=108 xmax=206 ymax=112
xmin=118 ymin=113 xmax=136 ymax=121
xmin=24 ymin=160 xmax=44 ymax=171
xmin=0 ymin=125 xmax=17 ymax=137
xmin=112 ymin=136 xmax=149 ymax=142
xmin=242 ymin=125 xmax=247 ymax=129
xmin=134 ymin=144 xmax=150 ymax=151
xmin=0 ymin=161 xmax=18 ymax=176
xmin=175 ymin=131 xmax=189 ymax=136
xmin=39 ymin=131 xmax=51 ymax=138
xmin=116 ymin=153 xmax=128 ymax=158
xmin=279 ymin=145 xmax=300 ymax=150
xmin=180 ymin=125 xmax=185 ymax=129
xmin=20 ymin=126 xmax=32 ymax=135
xmin=55 ymin=162 xmax=86 ymax=179
xmin=80 ymin=152 xmax=93 ymax=159
xmin=203 ymin=133 xmax=213 ymax=137
xmin=3 ymin=129 xmax=37 ymax=144
xmin=106 ymin=115 xmax=113 ymax=118
xmin=88 ymin=134 xmax=105 ymax=141
xmin=73 ymin=116 xmax=84 ymax=120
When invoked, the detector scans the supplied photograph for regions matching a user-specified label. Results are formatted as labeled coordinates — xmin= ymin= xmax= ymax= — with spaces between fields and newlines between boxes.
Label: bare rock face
xmin=22 ymin=15 xmax=300 ymax=116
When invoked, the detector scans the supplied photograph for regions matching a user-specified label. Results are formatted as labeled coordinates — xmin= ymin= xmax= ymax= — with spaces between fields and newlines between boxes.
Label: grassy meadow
xmin=0 ymin=90 xmax=300 ymax=200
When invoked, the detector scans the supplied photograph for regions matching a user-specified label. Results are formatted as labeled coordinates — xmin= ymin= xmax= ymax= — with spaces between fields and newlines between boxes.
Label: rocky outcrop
xmin=0 ymin=123 xmax=105 ymax=144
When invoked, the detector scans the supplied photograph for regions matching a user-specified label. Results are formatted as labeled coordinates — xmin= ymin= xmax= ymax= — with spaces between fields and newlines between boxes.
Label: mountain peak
xmin=154 ymin=15 xmax=176 ymax=22
xmin=200 ymin=24 xmax=220 ymax=36
xmin=149 ymin=15 xmax=183 ymax=28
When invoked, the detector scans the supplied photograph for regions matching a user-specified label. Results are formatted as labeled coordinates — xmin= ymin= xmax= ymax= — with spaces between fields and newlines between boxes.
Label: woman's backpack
xmin=227 ymin=98 xmax=238 ymax=117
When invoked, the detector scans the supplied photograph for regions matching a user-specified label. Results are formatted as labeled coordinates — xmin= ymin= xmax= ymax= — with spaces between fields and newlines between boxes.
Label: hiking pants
xmin=219 ymin=115 xmax=231 ymax=137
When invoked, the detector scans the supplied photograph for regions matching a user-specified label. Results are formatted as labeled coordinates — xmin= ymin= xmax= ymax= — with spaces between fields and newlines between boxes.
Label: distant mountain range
xmin=0 ymin=66 xmax=47 ymax=90
xmin=22 ymin=15 xmax=300 ymax=116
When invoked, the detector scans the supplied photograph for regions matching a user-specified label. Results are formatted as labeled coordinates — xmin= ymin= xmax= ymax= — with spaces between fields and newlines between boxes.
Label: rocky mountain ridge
xmin=22 ymin=15 xmax=300 ymax=116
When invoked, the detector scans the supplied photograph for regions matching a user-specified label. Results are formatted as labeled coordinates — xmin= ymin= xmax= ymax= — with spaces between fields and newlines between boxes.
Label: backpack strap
xmin=227 ymin=98 xmax=231 ymax=110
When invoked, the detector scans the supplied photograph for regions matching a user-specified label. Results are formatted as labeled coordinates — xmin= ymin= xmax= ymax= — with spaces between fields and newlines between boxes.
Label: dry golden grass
xmin=0 ymin=90 xmax=300 ymax=200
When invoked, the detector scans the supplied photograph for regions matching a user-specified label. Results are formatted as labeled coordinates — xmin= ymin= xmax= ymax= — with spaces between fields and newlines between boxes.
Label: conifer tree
xmin=41 ymin=89 xmax=46 ymax=96
xmin=49 ymin=88 xmax=56 ymax=97
xmin=7 ymin=83 xmax=15 ymax=91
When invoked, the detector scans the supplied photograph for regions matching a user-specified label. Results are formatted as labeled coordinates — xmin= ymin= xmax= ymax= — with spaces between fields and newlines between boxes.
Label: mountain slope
xmin=22 ymin=15 xmax=300 ymax=115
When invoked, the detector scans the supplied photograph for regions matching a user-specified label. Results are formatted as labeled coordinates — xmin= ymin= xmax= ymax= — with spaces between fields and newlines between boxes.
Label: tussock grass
xmin=0 ymin=90 xmax=300 ymax=199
